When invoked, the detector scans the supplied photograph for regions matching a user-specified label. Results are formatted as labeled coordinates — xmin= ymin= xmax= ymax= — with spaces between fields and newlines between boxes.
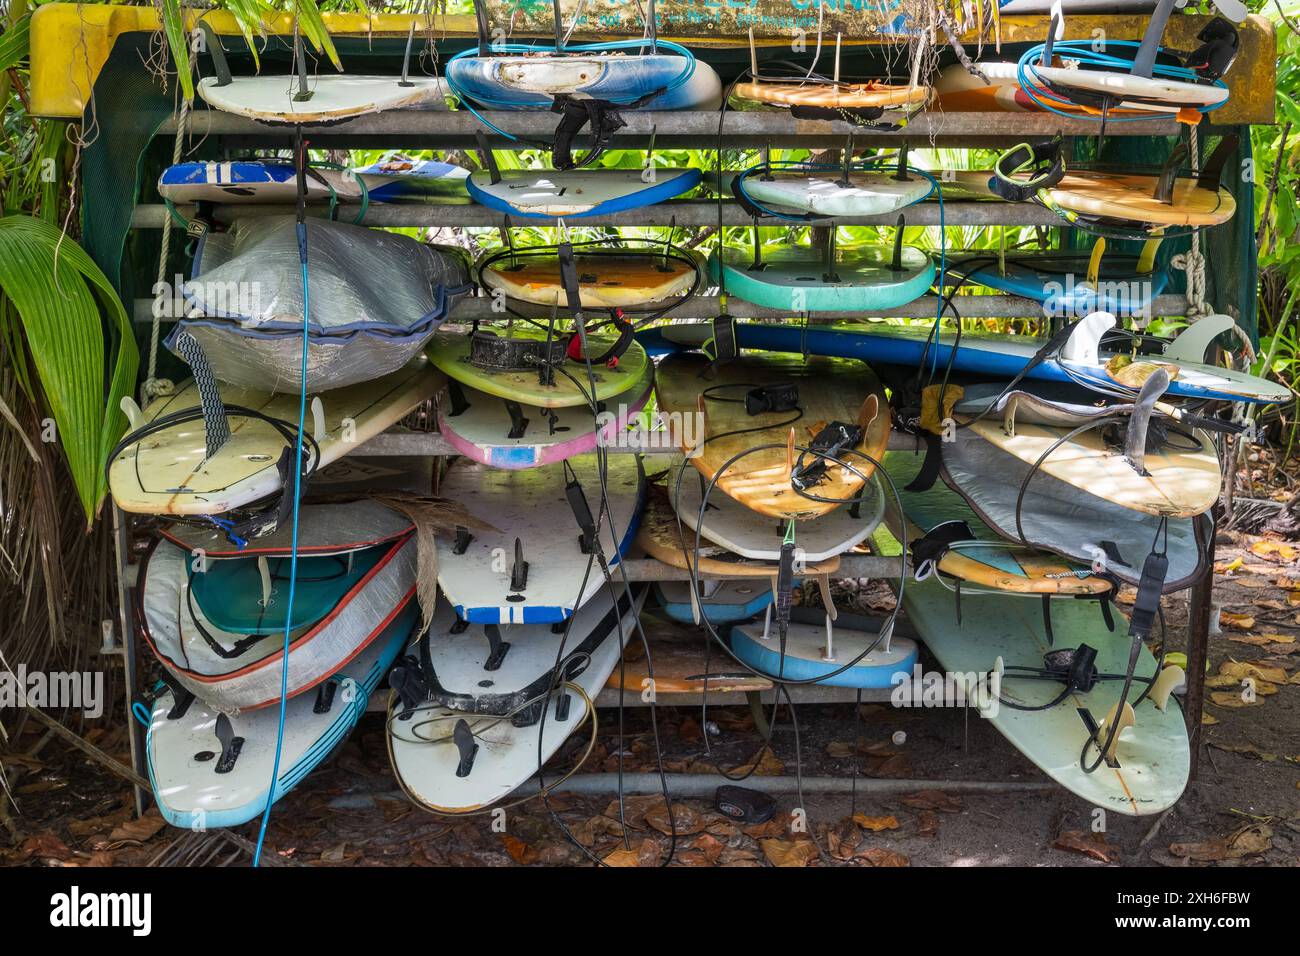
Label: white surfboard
xmin=148 ymin=608 xmax=412 ymax=829
xmin=108 ymin=362 xmax=442 ymax=517
xmin=466 ymin=167 xmax=701 ymax=219
xmin=157 ymin=158 xmax=469 ymax=205
xmin=387 ymin=587 xmax=644 ymax=813
xmin=197 ymin=74 xmax=448 ymax=125
xmin=1025 ymin=64 xmax=1228 ymax=108
xmin=414 ymin=584 xmax=636 ymax=716
xmin=437 ymin=362 xmax=653 ymax=470
xmin=436 ymin=453 xmax=645 ymax=624
xmin=669 ymin=460 xmax=885 ymax=563
xmin=739 ymin=170 xmax=932 ymax=218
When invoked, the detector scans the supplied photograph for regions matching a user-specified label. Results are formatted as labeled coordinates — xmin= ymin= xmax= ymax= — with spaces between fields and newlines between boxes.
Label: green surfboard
xmin=710 ymin=244 xmax=934 ymax=312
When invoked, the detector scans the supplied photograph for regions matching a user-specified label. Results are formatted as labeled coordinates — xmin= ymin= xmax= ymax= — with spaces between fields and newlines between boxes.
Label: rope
xmin=143 ymin=75 xmax=192 ymax=402
xmin=1170 ymin=127 xmax=1211 ymax=325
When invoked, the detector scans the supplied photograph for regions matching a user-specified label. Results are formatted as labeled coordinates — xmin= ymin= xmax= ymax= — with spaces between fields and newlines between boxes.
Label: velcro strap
xmin=469 ymin=329 xmax=566 ymax=370
xmin=992 ymin=139 xmax=1066 ymax=202
xmin=1128 ymin=549 xmax=1169 ymax=639
xmin=567 ymin=317 xmax=634 ymax=366
xmin=903 ymin=432 xmax=942 ymax=493
xmin=909 ymin=520 xmax=976 ymax=574
xmin=745 ymin=383 xmax=800 ymax=416
xmin=792 ymin=420 xmax=863 ymax=490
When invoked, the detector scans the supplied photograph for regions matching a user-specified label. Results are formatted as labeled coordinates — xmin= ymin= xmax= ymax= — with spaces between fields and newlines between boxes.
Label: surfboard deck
xmin=109 ymin=362 xmax=443 ymax=516
xmin=158 ymin=158 xmax=470 ymax=205
xmin=654 ymin=352 xmax=891 ymax=519
xmin=636 ymin=484 xmax=843 ymax=578
xmin=197 ymin=75 xmax=447 ymax=124
xmin=712 ymin=244 xmax=934 ymax=312
xmin=881 ymin=450 xmax=1110 ymax=595
xmin=387 ymin=586 xmax=643 ymax=813
xmin=739 ymin=170 xmax=932 ymax=217
xmin=148 ymin=609 xmax=410 ymax=829
xmin=466 ymin=168 xmax=701 ymax=219
xmin=965 ymin=418 xmax=1222 ymax=518
xmin=427 ymin=327 xmax=650 ymax=409
xmin=641 ymin=321 xmax=1288 ymax=405
xmin=437 ymin=362 xmax=653 ymax=469
xmin=481 ymin=253 xmax=697 ymax=308
xmin=436 ymin=453 xmax=644 ymax=624
xmin=881 ymin=563 xmax=1189 ymax=816
xmin=1027 ymin=64 xmax=1227 ymax=108
xmin=670 ymin=458 xmax=885 ymax=563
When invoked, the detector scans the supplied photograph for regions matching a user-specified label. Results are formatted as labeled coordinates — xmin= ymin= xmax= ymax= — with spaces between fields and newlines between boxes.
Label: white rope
xmin=142 ymin=62 xmax=194 ymax=402
xmin=1170 ymin=126 xmax=1211 ymax=323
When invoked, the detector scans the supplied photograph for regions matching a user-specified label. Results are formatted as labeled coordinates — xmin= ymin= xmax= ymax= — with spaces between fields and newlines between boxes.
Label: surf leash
xmin=252 ymin=49 xmax=315 ymax=864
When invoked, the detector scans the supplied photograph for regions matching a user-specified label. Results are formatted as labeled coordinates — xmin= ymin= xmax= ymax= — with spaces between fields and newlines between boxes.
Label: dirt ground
xmin=1 ymin=526 xmax=1297 ymax=868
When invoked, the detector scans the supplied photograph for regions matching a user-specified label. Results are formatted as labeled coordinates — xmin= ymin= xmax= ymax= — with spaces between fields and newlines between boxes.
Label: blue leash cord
xmin=1016 ymin=41 xmax=1226 ymax=122
xmin=252 ymin=134 xmax=313 ymax=869
xmin=444 ymin=39 xmax=697 ymax=145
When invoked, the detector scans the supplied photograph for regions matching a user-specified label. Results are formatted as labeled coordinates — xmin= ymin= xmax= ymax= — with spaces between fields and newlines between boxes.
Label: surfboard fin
xmin=1086 ymin=238 xmax=1105 ymax=288
xmin=483 ymin=624 xmax=512 ymax=671
xmin=213 ymin=713 xmax=244 ymax=775
xmin=1060 ymin=311 xmax=1117 ymax=366
xmin=1096 ymin=701 xmax=1136 ymax=764
xmin=120 ymin=396 xmax=144 ymax=431
xmin=509 ymin=538 xmax=529 ymax=592
xmin=815 ymin=574 xmax=837 ymax=623
xmin=1164 ymin=313 xmax=1237 ymax=363
xmin=1122 ymin=366 xmax=1172 ymax=475
xmin=1152 ymin=143 xmax=1189 ymax=205
xmin=310 ymin=396 xmax=326 ymax=444
xmin=1136 ymin=237 xmax=1162 ymax=275
xmin=398 ymin=23 xmax=416 ymax=88
xmin=889 ymin=214 xmax=906 ymax=273
xmin=453 ymin=719 xmax=479 ymax=778
xmin=836 ymin=133 xmax=855 ymax=189
xmin=1150 ymin=664 xmax=1186 ymax=712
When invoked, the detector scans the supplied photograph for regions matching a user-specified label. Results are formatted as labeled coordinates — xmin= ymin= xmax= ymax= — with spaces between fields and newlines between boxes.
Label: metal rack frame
xmin=112 ymin=103 xmax=1219 ymax=810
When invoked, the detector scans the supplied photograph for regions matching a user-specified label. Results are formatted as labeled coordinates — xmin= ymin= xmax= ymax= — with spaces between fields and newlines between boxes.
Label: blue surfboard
xmin=158 ymin=159 xmax=470 ymax=205
xmin=949 ymin=251 xmax=1170 ymax=317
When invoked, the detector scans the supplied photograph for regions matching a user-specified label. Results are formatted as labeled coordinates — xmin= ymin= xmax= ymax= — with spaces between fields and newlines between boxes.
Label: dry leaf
xmin=108 ymin=812 xmax=166 ymax=844
xmin=1249 ymin=540 xmax=1298 ymax=563
xmin=854 ymin=847 xmax=910 ymax=867
xmin=19 ymin=832 xmax=73 ymax=862
xmin=852 ymin=814 xmax=900 ymax=832
xmin=743 ymin=817 xmax=790 ymax=839
xmin=760 ymin=839 xmax=819 ymax=867
xmin=500 ymin=834 xmax=539 ymax=865
xmin=900 ymin=790 xmax=963 ymax=813
xmin=1054 ymin=830 xmax=1120 ymax=864
xmin=736 ymin=747 xmax=785 ymax=776
xmin=916 ymin=810 xmax=941 ymax=837
xmin=1170 ymin=825 xmax=1272 ymax=862
xmin=644 ymin=802 xmax=707 ymax=836
xmin=1219 ymin=612 xmax=1256 ymax=631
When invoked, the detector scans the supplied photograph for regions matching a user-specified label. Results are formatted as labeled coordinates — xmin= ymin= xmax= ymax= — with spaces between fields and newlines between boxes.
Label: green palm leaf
xmin=0 ymin=216 xmax=138 ymax=526
xmin=0 ymin=13 xmax=30 ymax=72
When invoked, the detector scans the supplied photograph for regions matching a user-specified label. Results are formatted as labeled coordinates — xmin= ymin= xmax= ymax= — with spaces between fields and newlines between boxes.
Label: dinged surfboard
xmin=466 ymin=167 xmax=701 ymax=219
xmin=198 ymin=74 xmax=448 ymax=125
xmin=109 ymin=362 xmax=443 ymax=516
xmin=734 ymin=81 xmax=930 ymax=110
xmin=448 ymin=53 xmax=721 ymax=110
xmin=655 ymin=352 xmax=891 ymax=520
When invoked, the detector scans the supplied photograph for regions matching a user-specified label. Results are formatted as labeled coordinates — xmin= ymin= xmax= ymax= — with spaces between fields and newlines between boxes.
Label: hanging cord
xmin=143 ymin=56 xmax=194 ymax=402
xmin=1171 ymin=126 xmax=1212 ymax=324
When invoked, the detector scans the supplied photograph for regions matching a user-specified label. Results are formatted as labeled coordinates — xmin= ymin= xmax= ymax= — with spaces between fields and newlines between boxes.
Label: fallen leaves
xmin=1248 ymin=540 xmax=1298 ymax=563
xmin=852 ymin=814 xmax=900 ymax=832
xmin=500 ymin=834 xmax=539 ymax=866
xmin=1054 ymin=831 xmax=1121 ymax=864
xmin=760 ymin=838 xmax=819 ymax=867
xmin=1219 ymin=612 xmax=1256 ymax=631
xmin=900 ymin=791 xmax=963 ymax=813
xmin=1169 ymin=825 xmax=1273 ymax=863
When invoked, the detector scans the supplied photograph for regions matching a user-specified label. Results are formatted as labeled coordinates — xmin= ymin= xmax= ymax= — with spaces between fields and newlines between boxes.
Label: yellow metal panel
xmin=29 ymin=3 xmax=1274 ymax=125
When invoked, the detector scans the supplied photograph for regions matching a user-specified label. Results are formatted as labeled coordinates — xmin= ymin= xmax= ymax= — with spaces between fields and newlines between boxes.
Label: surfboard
xmin=878 ymin=563 xmax=1189 ymax=816
xmin=108 ymin=361 xmax=443 ymax=517
xmin=734 ymin=81 xmax=930 ymax=110
xmin=736 ymin=169 xmax=932 ymax=218
xmin=606 ymin=626 xmax=773 ymax=695
xmin=147 ymin=606 xmax=412 ymax=830
xmin=1025 ymin=64 xmax=1228 ymax=109
xmin=935 ymin=62 xmax=1194 ymax=116
xmin=465 ymin=168 xmax=702 ymax=219
xmin=729 ymin=607 xmax=919 ymax=688
xmin=950 ymin=250 xmax=1169 ymax=316
xmin=670 ymin=458 xmax=885 ymax=563
xmin=480 ymin=252 xmax=698 ymax=308
xmin=641 ymin=317 xmax=1288 ymax=405
xmin=655 ymin=352 xmax=892 ymax=520
xmin=655 ymin=580 xmax=774 ymax=624
xmin=880 ymin=449 xmax=1111 ymax=595
xmin=415 ymin=585 xmax=636 ymax=717
xmin=386 ymin=586 xmax=644 ymax=814
xmin=940 ymin=426 xmax=1210 ymax=592
xmin=711 ymin=244 xmax=934 ymax=312
xmin=965 ymin=417 xmax=1222 ymax=518
xmin=436 ymin=453 xmax=644 ymax=624
xmin=427 ymin=326 xmax=651 ymax=410
xmin=448 ymin=54 xmax=721 ymax=110
xmin=157 ymin=158 xmax=470 ymax=205
xmin=197 ymin=75 xmax=448 ymax=125
xmin=1045 ymin=171 xmax=1236 ymax=228
xmin=635 ymin=484 xmax=843 ymax=578
xmin=138 ymin=528 xmax=416 ymax=714
xmin=436 ymin=361 xmax=653 ymax=469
